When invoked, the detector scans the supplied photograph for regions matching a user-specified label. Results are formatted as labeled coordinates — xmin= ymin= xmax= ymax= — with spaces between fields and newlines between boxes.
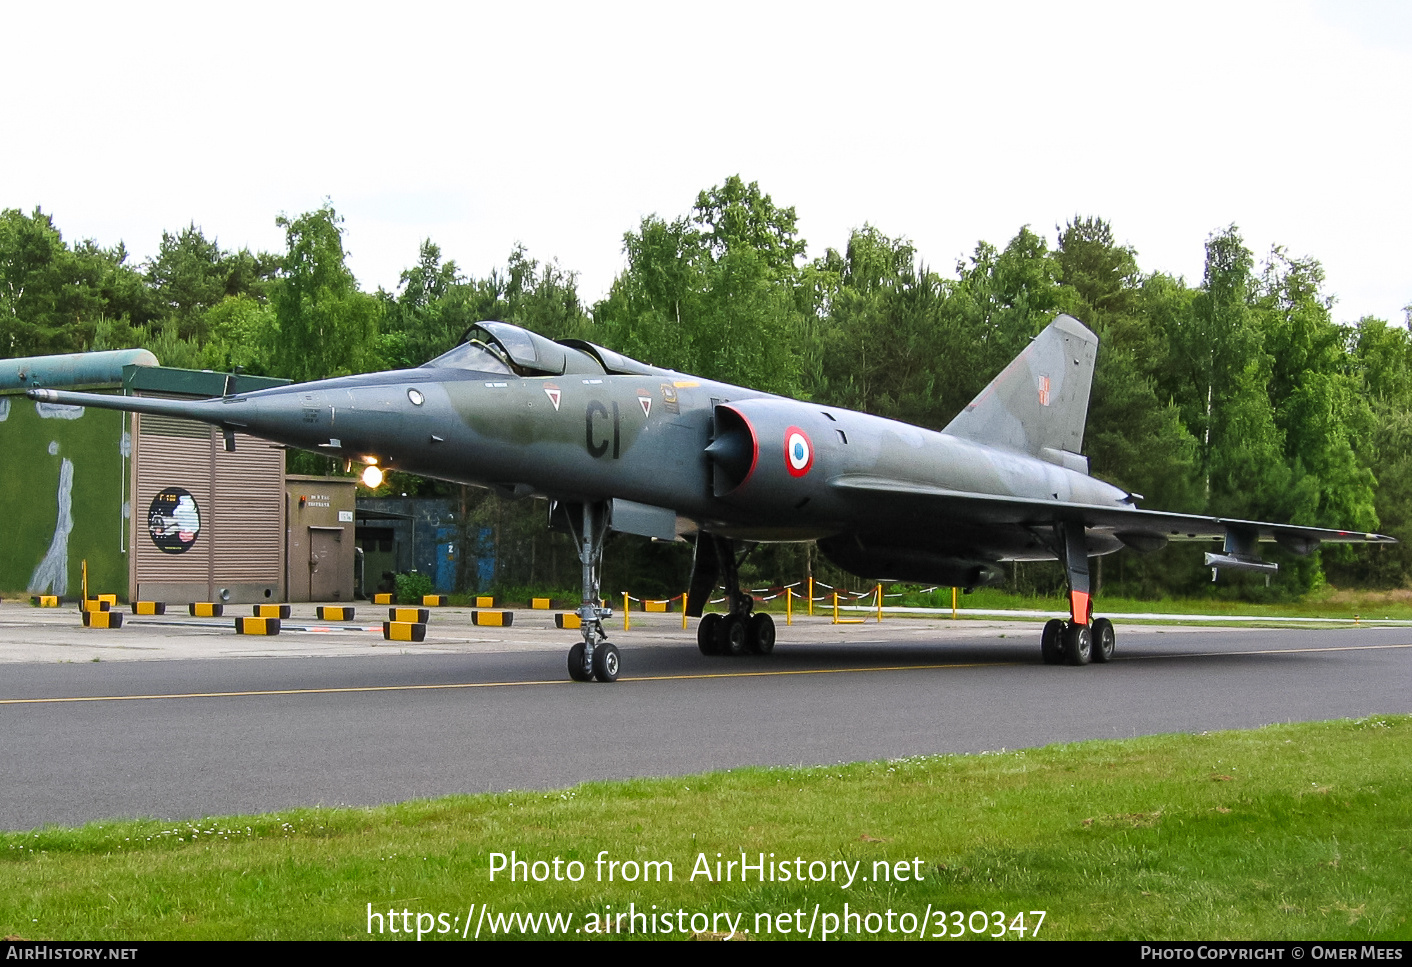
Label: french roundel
xmin=784 ymin=427 xmax=814 ymax=477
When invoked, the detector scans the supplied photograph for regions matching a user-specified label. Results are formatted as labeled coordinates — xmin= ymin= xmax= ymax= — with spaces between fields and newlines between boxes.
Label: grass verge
xmin=4 ymin=717 xmax=1410 ymax=940
xmin=863 ymin=586 xmax=1412 ymax=622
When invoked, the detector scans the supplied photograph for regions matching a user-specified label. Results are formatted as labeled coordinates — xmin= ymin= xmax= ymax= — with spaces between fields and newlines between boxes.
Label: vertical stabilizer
xmin=943 ymin=314 xmax=1098 ymax=465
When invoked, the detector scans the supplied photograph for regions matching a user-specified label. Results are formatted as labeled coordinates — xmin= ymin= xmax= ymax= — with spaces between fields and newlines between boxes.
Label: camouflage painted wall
xmin=0 ymin=392 xmax=128 ymax=597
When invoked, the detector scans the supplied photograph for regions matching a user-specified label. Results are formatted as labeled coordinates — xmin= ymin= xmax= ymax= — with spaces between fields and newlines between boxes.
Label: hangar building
xmin=1 ymin=350 xmax=355 ymax=604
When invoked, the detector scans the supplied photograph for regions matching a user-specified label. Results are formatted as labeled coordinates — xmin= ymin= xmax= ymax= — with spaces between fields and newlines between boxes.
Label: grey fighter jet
xmin=29 ymin=314 xmax=1393 ymax=681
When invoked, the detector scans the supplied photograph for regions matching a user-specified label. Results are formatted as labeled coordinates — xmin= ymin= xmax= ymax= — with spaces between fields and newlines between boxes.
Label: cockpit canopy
xmin=421 ymin=321 xmax=675 ymax=379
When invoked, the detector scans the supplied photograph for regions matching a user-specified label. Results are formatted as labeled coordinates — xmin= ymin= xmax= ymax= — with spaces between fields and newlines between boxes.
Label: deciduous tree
xmin=269 ymin=203 xmax=382 ymax=382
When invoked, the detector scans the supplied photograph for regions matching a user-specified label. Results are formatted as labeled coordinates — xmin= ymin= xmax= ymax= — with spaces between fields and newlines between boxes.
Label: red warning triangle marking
xmin=638 ymin=396 xmax=652 ymax=418
xmin=545 ymin=386 xmax=561 ymax=411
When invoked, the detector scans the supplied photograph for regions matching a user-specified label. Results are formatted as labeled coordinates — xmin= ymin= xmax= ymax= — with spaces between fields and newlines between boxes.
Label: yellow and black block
xmin=82 ymin=610 xmax=123 ymax=629
xmin=383 ymin=621 xmax=427 ymax=642
xmin=31 ymin=595 xmax=59 ymax=608
xmin=531 ymin=597 xmax=551 ymax=610
xmin=234 ymin=616 xmax=281 ymax=635
xmin=643 ymin=599 xmax=670 ymax=613
xmin=82 ymin=598 xmax=110 ymax=613
xmin=316 ymin=606 xmax=356 ymax=621
xmin=554 ymin=613 xmax=582 ymax=629
xmin=95 ymin=594 xmax=118 ymax=607
xmin=189 ymin=602 xmax=224 ymax=618
xmin=475 ymin=595 xmax=494 ymax=608
xmin=471 ymin=610 xmax=514 ymax=627
xmin=422 ymin=594 xmax=448 ymax=607
xmin=372 ymin=592 xmax=393 ymax=605
xmin=389 ymin=607 xmax=430 ymax=623
xmin=252 ymin=604 xmax=291 ymax=619
xmin=131 ymin=601 xmax=167 ymax=615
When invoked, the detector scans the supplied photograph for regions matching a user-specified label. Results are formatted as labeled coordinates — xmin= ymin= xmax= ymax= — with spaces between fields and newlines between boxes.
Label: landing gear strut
xmin=688 ymin=534 xmax=775 ymax=657
xmin=1043 ymin=520 xmax=1114 ymax=667
xmin=560 ymin=500 xmax=618 ymax=682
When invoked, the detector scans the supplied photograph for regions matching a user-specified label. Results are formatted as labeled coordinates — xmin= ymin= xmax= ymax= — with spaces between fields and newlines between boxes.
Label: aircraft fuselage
xmin=173 ymin=363 xmax=1129 ymax=565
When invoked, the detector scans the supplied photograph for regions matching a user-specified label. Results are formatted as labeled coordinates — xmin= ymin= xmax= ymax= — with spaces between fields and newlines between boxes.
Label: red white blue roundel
xmin=784 ymin=427 xmax=814 ymax=477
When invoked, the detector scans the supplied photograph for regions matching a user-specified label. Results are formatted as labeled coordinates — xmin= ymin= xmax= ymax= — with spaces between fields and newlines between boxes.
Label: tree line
xmin=4 ymin=178 xmax=1409 ymax=597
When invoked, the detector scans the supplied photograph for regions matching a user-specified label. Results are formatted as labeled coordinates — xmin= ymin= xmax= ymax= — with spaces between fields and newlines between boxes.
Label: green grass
xmin=856 ymin=586 xmax=1412 ymax=622
xmin=4 ymin=717 xmax=1411 ymax=940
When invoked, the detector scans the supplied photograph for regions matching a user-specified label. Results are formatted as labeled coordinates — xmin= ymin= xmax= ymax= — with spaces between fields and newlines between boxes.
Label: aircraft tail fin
xmin=942 ymin=314 xmax=1097 ymax=469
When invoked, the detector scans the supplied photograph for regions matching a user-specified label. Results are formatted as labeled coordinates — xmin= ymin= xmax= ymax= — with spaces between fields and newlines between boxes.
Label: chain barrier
xmin=603 ymin=581 xmax=928 ymax=629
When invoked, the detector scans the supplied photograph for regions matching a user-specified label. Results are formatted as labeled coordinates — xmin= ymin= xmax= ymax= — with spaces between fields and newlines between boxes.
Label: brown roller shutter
xmin=213 ymin=433 xmax=284 ymax=585
xmin=131 ymin=398 xmax=285 ymax=603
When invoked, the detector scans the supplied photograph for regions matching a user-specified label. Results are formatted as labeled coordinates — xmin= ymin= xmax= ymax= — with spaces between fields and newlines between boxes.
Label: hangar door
xmin=131 ymin=408 xmax=285 ymax=604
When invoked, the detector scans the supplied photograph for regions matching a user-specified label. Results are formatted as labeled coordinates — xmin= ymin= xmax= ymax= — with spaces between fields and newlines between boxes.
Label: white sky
xmin=3 ymin=0 xmax=1409 ymax=325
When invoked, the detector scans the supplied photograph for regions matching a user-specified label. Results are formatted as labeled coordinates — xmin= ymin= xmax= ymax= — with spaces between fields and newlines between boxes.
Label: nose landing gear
xmin=560 ymin=500 xmax=620 ymax=683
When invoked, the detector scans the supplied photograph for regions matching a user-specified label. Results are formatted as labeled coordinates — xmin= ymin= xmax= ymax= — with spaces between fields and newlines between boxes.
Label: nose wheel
xmin=568 ymin=642 xmax=593 ymax=682
xmin=568 ymin=640 xmax=620 ymax=682
xmin=592 ymin=642 xmax=620 ymax=682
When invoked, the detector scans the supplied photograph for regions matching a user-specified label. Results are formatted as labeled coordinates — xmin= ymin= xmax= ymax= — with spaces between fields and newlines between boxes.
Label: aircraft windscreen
xmin=421 ymin=341 xmax=513 ymax=375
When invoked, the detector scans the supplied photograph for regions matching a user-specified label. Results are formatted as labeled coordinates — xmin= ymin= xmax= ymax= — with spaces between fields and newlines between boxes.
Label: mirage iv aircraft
xmin=30 ymin=315 xmax=1393 ymax=682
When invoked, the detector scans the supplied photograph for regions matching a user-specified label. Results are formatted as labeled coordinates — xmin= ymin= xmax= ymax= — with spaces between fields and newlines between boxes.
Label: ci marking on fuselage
xmin=585 ymin=401 xmax=621 ymax=459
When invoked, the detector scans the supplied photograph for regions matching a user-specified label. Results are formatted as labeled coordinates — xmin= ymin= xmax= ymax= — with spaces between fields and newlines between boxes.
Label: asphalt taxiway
xmin=2 ymin=602 xmax=1409 ymax=830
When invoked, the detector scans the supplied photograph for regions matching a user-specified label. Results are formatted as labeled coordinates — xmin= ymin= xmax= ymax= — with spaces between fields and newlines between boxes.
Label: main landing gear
xmin=1040 ymin=521 xmax=1117 ymax=667
xmin=689 ymin=535 xmax=775 ymax=658
xmin=697 ymin=611 xmax=776 ymax=657
xmin=560 ymin=500 xmax=619 ymax=683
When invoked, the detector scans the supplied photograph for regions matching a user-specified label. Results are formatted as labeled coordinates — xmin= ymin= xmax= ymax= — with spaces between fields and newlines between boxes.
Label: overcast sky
xmin=3 ymin=1 xmax=1409 ymax=325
